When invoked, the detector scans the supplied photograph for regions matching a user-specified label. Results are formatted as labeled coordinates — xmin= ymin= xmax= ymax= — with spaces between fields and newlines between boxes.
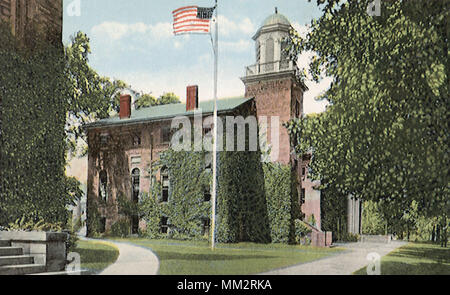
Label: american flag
xmin=172 ymin=6 xmax=215 ymax=35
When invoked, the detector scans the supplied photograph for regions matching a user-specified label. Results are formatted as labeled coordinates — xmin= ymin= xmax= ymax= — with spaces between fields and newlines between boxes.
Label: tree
xmin=65 ymin=31 xmax=128 ymax=157
xmin=156 ymin=92 xmax=181 ymax=105
xmin=135 ymin=92 xmax=181 ymax=109
xmin=285 ymin=0 xmax=449 ymax=237
xmin=135 ymin=94 xmax=157 ymax=109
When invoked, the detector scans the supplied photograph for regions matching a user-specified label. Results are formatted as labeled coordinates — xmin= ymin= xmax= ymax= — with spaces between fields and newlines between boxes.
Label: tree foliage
xmin=65 ymin=31 xmax=128 ymax=157
xmin=285 ymin=0 xmax=449 ymax=230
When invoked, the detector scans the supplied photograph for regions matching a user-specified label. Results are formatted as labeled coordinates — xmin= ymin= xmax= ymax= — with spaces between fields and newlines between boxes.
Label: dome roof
xmin=261 ymin=11 xmax=291 ymax=27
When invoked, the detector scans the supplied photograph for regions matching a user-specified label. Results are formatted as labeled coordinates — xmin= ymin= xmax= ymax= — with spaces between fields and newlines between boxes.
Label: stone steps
xmin=0 ymin=247 xmax=23 ymax=256
xmin=0 ymin=255 xmax=34 ymax=266
xmin=0 ymin=264 xmax=46 ymax=275
xmin=0 ymin=239 xmax=46 ymax=275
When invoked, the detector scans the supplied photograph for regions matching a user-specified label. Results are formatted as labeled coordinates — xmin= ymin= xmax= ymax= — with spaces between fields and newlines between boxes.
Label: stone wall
xmin=0 ymin=0 xmax=62 ymax=45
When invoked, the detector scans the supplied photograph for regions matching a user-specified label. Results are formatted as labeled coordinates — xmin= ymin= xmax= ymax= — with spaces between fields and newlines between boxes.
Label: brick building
xmin=85 ymin=10 xmax=324 ymax=237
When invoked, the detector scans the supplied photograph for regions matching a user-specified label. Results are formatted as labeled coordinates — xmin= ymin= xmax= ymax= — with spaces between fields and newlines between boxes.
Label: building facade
xmin=241 ymin=11 xmax=321 ymax=230
xmin=86 ymin=10 xmax=324 ymax=237
xmin=0 ymin=0 xmax=62 ymax=44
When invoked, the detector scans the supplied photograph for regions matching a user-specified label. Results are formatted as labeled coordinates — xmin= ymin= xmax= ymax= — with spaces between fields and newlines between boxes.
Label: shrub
xmin=339 ymin=232 xmax=359 ymax=243
xmin=110 ymin=219 xmax=130 ymax=238
xmin=294 ymin=219 xmax=312 ymax=244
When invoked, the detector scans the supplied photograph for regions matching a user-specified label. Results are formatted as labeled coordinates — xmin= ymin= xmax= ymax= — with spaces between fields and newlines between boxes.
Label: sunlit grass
xmin=74 ymin=240 xmax=119 ymax=274
xmin=354 ymin=242 xmax=450 ymax=275
xmin=113 ymin=238 xmax=344 ymax=275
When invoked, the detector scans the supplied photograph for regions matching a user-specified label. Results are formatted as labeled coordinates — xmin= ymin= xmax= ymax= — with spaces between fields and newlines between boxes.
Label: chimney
xmin=186 ymin=85 xmax=199 ymax=111
xmin=119 ymin=94 xmax=131 ymax=119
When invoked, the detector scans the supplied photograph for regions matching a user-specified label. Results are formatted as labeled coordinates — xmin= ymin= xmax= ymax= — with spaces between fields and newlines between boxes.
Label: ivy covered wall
xmin=136 ymin=148 xmax=299 ymax=244
xmin=0 ymin=22 xmax=70 ymax=226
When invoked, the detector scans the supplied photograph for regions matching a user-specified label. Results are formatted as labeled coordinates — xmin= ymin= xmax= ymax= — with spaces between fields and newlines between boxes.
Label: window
xmin=204 ymin=153 xmax=212 ymax=172
xmin=265 ymin=38 xmax=274 ymax=65
xmin=100 ymin=134 xmax=109 ymax=145
xmin=131 ymin=156 xmax=141 ymax=165
xmin=160 ymin=216 xmax=169 ymax=234
xmin=100 ymin=218 xmax=106 ymax=233
xmin=301 ymin=167 xmax=306 ymax=177
xmin=202 ymin=218 xmax=210 ymax=236
xmin=300 ymin=188 xmax=306 ymax=204
xmin=203 ymin=126 xmax=212 ymax=138
xmin=204 ymin=189 xmax=211 ymax=202
xmin=256 ymin=40 xmax=261 ymax=64
xmin=133 ymin=135 xmax=141 ymax=147
xmin=99 ymin=170 xmax=108 ymax=201
xmin=295 ymin=100 xmax=301 ymax=118
xmin=131 ymin=168 xmax=140 ymax=203
xmin=161 ymin=126 xmax=171 ymax=143
xmin=161 ymin=166 xmax=169 ymax=202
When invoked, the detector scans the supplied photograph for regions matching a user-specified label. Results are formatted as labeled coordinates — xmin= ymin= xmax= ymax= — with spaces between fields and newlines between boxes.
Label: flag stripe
xmin=174 ymin=18 xmax=210 ymax=26
xmin=173 ymin=9 xmax=197 ymax=18
xmin=174 ymin=24 xmax=210 ymax=31
xmin=174 ymin=13 xmax=198 ymax=22
xmin=174 ymin=28 xmax=209 ymax=34
xmin=172 ymin=6 xmax=213 ymax=35
xmin=172 ymin=5 xmax=197 ymax=14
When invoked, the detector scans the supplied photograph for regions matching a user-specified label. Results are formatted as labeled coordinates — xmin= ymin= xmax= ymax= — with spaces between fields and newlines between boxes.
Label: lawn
xmin=113 ymin=238 xmax=344 ymax=275
xmin=354 ymin=242 xmax=450 ymax=275
xmin=74 ymin=240 xmax=120 ymax=274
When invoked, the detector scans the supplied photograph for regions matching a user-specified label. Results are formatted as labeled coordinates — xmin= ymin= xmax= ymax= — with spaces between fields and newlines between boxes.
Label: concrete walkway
xmin=100 ymin=240 xmax=159 ymax=275
xmin=80 ymin=237 xmax=159 ymax=275
xmin=262 ymin=241 xmax=407 ymax=275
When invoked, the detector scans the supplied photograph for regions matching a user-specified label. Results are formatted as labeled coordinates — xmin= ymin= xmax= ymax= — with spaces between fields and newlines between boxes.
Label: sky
xmin=63 ymin=0 xmax=332 ymax=183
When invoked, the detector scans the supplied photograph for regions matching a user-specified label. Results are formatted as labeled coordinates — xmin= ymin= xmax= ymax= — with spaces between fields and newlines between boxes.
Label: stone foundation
xmin=0 ymin=231 xmax=68 ymax=272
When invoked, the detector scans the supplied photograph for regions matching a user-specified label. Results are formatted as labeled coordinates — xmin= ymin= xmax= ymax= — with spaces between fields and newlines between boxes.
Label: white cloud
xmin=113 ymin=64 xmax=244 ymax=104
xmin=291 ymin=22 xmax=310 ymax=39
xmin=303 ymin=77 xmax=332 ymax=114
xmin=221 ymin=39 xmax=252 ymax=53
xmin=218 ymin=15 xmax=255 ymax=37
xmin=91 ymin=21 xmax=172 ymax=41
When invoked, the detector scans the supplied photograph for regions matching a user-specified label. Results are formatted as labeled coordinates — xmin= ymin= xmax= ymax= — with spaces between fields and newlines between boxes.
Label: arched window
xmin=99 ymin=170 xmax=108 ymax=201
xmin=265 ymin=37 xmax=274 ymax=71
xmin=256 ymin=40 xmax=261 ymax=64
xmin=131 ymin=168 xmax=140 ymax=203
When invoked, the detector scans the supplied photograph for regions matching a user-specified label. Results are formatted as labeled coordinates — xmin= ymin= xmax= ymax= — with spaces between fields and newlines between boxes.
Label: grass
xmin=113 ymin=238 xmax=344 ymax=275
xmin=353 ymin=242 xmax=450 ymax=275
xmin=74 ymin=240 xmax=120 ymax=274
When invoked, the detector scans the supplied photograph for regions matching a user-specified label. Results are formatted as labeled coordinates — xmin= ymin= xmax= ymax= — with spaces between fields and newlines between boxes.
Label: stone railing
xmin=245 ymin=60 xmax=294 ymax=76
xmin=0 ymin=231 xmax=68 ymax=272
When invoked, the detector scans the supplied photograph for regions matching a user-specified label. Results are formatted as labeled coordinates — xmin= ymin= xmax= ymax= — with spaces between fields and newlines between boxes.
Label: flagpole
xmin=211 ymin=0 xmax=218 ymax=250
